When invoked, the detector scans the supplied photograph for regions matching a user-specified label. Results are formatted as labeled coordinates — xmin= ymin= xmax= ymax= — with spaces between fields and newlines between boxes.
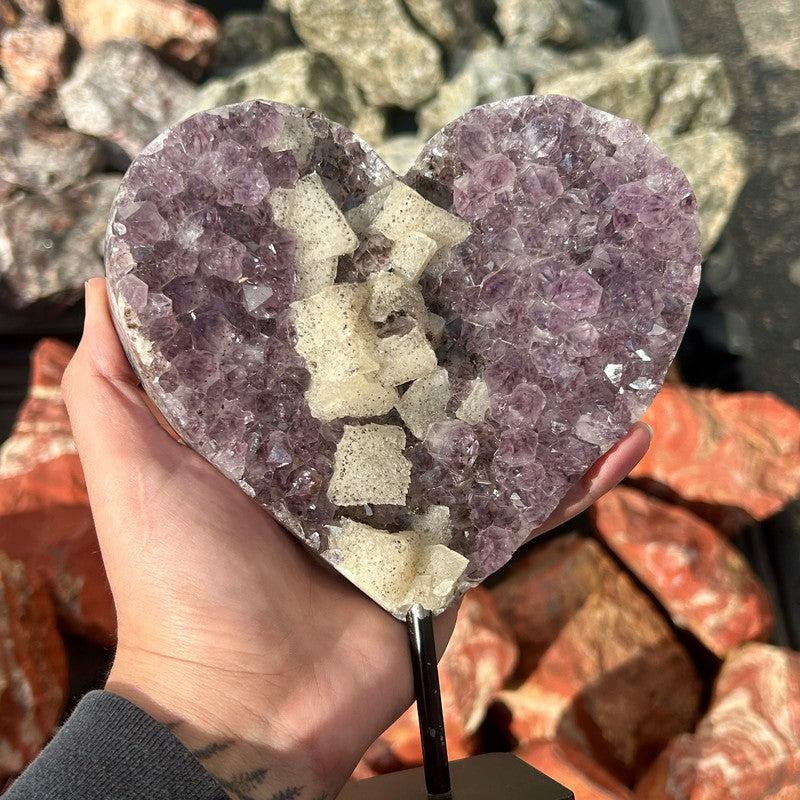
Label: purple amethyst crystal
xmin=105 ymin=97 xmax=701 ymax=617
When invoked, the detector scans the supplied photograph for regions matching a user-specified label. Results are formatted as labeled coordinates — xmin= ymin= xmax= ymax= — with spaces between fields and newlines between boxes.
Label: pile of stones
xmin=0 ymin=0 xmax=746 ymax=312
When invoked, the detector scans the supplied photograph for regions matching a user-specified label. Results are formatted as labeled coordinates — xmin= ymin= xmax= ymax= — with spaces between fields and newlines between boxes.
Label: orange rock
xmin=0 ymin=339 xmax=88 ymax=542
xmin=0 ymin=22 xmax=68 ymax=97
xmin=0 ymin=553 xmax=67 ymax=781
xmin=636 ymin=643 xmax=800 ymax=800
xmin=0 ymin=339 xmax=115 ymax=644
xmin=497 ymin=568 xmax=701 ymax=786
xmin=491 ymin=534 xmax=618 ymax=677
xmin=592 ymin=487 xmax=773 ymax=657
xmin=350 ymin=739 xmax=394 ymax=780
xmin=518 ymin=740 xmax=635 ymax=800
xmin=354 ymin=587 xmax=518 ymax=776
xmin=632 ymin=385 xmax=800 ymax=523
xmin=59 ymin=0 xmax=219 ymax=77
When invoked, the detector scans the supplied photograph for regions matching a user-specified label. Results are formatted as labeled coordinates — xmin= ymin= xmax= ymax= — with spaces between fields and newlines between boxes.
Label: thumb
xmin=62 ymin=277 xmax=184 ymax=505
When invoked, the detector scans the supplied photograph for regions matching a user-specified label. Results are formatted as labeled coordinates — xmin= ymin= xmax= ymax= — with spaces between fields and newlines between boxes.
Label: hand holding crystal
xmin=61 ymin=278 xmax=651 ymax=798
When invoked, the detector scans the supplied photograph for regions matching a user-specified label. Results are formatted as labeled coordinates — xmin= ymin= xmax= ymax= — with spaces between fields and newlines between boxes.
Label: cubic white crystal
xmin=291 ymin=283 xmax=379 ymax=381
xmin=388 ymin=230 xmax=439 ymax=282
xmin=456 ymin=378 xmax=490 ymax=423
xmin=327 ymin=424 xmax=411 ymax=506
xmin=270 ymin=172 xmax=358 ymax=297
xmin=369 ymin=180 xmax=471 ymax=250
xmin=396 ymin=368 xmax=450 ymax=439
xmin=327 ymin=518 xmax=468 ymax=615
xmin=377 ymin=326 xmax=438 ymax=386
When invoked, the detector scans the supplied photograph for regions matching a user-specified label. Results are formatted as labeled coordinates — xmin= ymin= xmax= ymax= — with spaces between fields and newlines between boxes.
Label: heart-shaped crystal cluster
xmin=105 ymin=97 xmax=701 ymax=616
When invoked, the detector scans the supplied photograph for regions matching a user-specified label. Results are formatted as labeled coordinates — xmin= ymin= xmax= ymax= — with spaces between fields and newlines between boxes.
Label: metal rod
xmin=406 ymin=604 xmax=452 ymax=799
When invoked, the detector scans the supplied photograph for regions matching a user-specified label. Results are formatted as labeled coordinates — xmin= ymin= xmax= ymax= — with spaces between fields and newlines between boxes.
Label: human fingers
xmin=527 ymin=421 xmax=652 ymax=539
xmin=62 ymin=278 xmax=186 ymax=537
xmin=63 ymin=277 xmax=181 ymax=462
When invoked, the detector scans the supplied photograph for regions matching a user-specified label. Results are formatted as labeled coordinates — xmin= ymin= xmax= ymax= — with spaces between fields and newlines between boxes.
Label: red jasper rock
xmin=632 ymin=385 xmax=800 ymax=523
xmin=497 ymin=568 xmax=701 ymax=785
xmin=592 ymin=487 xmax=773 ymax=657
xmin=0 ymin=339 xmax=77 ymax=479
xmin=518 ymin=740 xmax=636 ymax=800
xmin=0 ymin=339 xmax=116 ymax=644
xmin=354 ymin=587 xmax=517 ymax=775
xmin=491 ymin=533 xmax=619 ymax=676
xmin=0 ymin=504 xmax=114 ymax=646
xmin=0 ymin=553 xmax=67 ymax=781
xmin=636 ymin=643 xmax=800 ymax=800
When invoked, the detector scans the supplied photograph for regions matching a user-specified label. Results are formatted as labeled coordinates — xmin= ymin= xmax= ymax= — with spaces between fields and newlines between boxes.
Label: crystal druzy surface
xmin=105 ymin=97 xmax=701 ymax=616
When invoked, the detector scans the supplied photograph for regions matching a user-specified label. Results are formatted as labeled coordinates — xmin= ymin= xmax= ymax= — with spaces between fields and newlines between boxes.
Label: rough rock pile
xmin=0 ymin=0 xmax=747 ymax=311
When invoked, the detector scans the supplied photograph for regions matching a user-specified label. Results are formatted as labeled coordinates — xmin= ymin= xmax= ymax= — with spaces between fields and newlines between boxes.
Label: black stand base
xmin=339 ymin=753 xmax=575 ymax=799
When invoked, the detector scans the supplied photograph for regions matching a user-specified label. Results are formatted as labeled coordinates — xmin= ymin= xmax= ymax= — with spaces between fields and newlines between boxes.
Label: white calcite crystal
xmin=366 ymin=270 xmax=426 ymax=323
xmin=270 ymin=171 xmax=358 ymax=297
xmin=327 ymin=518 xmax=467 ymax=614
xmin=411 ymin=505 xmax=452 ymax=545
xmin=344 ymin=184 xmax=392 ymax=235
xmin=376 ymin=326 xmax=438 ymax=386
xmin=388 ymin=230 xmax=439 ymax=281
xmin=327 ymin=423 xmax=411 ymax=506
xmin=396 ymin=368 xmax=451 ymax=439
xmin=369 ymin=179 xmax=471 ymax=249
xmin=305 ymin=373 xmax=397 ymax=422
xmin=291 ymin=284 xmax=378 ymax=380
xmin=271 ymin=113 xmax=316 ymax=166
xmin=456 ymin=378 xmax=490 ymax=423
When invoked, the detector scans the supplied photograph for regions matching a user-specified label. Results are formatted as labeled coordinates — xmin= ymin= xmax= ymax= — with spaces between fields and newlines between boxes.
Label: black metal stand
xmin=339 ymin=605 xmax=575 ymax=800
xmin=406 ymin=604 xmax=451 ymax=799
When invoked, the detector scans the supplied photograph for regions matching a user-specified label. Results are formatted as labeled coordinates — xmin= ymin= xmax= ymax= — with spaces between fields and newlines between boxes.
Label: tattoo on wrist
xmin=214 ymin=769 xmax=281 ymax=800
xmin=166 ymin=722 xmax=332 ymax=800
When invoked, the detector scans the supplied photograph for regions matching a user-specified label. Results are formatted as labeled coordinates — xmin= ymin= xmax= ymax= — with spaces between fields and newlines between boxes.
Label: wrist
xmin=106 ymin=645 xmax=356 ymax=798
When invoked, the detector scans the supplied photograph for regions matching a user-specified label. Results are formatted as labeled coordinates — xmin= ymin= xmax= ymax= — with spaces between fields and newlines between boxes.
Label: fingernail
xmin=83 ymin=280 xmax=95 ymax=324
xmin=640 ymin=422 xmax=653 ymax=437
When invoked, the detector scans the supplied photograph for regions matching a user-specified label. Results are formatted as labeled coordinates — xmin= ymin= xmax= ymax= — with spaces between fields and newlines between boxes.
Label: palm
xmin=97 ymin=418 xmax=427 ymax=768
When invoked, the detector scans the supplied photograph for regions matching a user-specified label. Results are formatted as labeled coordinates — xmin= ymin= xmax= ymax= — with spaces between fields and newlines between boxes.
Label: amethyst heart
xmin=105 ymin=97 xmax=701 ymax=616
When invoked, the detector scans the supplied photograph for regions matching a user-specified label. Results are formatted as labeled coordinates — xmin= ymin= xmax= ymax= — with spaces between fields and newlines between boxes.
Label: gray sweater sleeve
xmin=5 ymin=691 xmax=228 ymax=800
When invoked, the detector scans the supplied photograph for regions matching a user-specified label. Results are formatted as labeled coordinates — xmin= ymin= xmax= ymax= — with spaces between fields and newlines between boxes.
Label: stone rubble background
xmin=0 ymin=1 xmax=798 ymax=798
